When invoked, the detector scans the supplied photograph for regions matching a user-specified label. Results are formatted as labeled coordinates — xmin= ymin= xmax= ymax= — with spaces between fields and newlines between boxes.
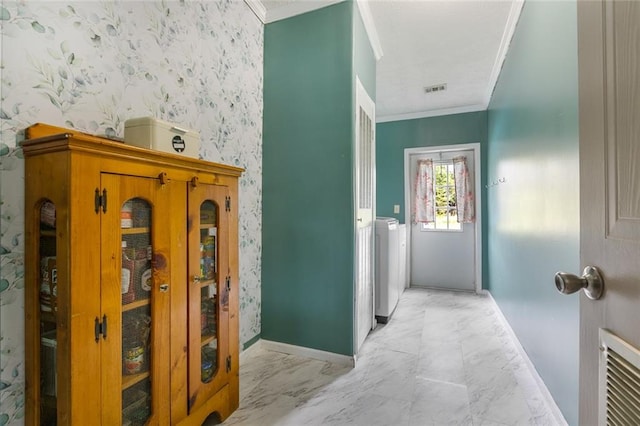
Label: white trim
xmin=264 ymin=0 xmax=344 ymax=23
xmin=484 ymin=0 xmax=524 ymax=106
xmin=244 ymin=0 xmax=267 ymax=23
xmin=377 ymin=104 xmax=486 ymax=124
xmin=354 ymin=76 xmax=376 ymax=355
xmin=404 ymin=143 xmax=482 ymax=293
xmin=261 ymin=339 xmax=356 ymax=367
xmin=485 ymin=291 xmax=569 ymax=426
xmin=356 ymin=0 xmax=384 ymax=61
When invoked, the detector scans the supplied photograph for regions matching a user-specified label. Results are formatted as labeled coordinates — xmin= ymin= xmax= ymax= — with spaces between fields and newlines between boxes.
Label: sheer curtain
xmin=453 ymin=156 xmax=475 ymax=223
xmin=413 ymin=159 xmax=435 ymax=223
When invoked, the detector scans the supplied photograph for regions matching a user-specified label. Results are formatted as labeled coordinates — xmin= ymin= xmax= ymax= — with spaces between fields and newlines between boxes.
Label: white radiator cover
xmin=599 ymin=328 xmax=640 ymax=426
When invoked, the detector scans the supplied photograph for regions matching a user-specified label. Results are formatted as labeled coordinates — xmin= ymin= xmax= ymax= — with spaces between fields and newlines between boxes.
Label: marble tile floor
xmin=212 ymin=288 xmax=563 ymax=426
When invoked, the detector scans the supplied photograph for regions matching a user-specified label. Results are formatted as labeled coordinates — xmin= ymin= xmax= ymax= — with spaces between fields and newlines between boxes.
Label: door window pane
xmin=422 ymin=163 xmax=461 ymax=231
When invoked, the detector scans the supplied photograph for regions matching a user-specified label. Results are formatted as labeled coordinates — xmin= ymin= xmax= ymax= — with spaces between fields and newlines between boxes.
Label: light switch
xmin=393 ymin=204 xmax=400 ymax=214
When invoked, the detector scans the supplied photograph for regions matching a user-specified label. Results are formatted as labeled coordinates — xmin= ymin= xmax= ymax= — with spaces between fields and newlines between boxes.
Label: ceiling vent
xmin=425 ymin=84 xmax=447 ymax=94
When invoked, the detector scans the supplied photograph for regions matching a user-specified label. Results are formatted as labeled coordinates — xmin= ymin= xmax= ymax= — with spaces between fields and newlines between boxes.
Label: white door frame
xmin=353 ymin=76 xmax=376 ymax=355
xmin=403 ymin=143 xmax=482 ymax=293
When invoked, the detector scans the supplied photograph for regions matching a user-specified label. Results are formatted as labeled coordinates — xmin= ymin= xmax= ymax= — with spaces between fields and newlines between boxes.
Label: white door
xmin=354 ymin=78 xmax=375 ymax=353
xmin=574 ymin=1 xmax=640 ymax=424
xmin=407 ymin=147 xmax=479 ymax=292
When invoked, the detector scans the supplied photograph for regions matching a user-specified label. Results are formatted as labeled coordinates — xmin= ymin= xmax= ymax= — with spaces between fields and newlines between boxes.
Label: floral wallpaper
xmin=0 ymin=1 xmax=263 ymax=422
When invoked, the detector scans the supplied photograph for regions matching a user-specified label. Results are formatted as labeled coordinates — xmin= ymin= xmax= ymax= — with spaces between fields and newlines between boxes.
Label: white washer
xmin=375 ymin=217 xmax=400 ymax=323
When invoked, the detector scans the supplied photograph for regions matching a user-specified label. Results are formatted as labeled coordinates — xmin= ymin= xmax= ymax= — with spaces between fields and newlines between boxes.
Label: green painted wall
xmin=487 ymin=2 xmax=579 ymax=424
xmin=263 ymin=1 xmax=375 ymax=356
xmin=376 ymin=111 xmax=488 ymax=286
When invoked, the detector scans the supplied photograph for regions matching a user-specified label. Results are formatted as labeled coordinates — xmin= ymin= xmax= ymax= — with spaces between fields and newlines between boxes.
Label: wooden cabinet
xmin=23 ymin=123 xmax=242 ymax=425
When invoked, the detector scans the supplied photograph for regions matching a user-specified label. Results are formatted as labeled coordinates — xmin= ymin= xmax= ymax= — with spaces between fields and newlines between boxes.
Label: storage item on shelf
xmin=40 ymin=201 xmax=56 ymax=229
xmin=124 ymin=117 xmax=199 ymax=159
xmin=121 ymin=201 xmax=133 ymax=228
xmin=40 ymin=256 xmax=57 ymax=313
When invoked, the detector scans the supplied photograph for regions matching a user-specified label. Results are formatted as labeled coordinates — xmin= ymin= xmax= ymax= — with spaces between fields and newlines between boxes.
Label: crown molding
xmin=264 ymin=0 xmax=343 ymax=24
xmin=250 ymin=0 xmax=383 ymax=60
xmin=484 ymin=0 xmax=524 ymax=106
xmin=376 ymin=104 xmax=486 ymax=123
xmin=244 ymin=0 xmax=267 ymax=23
xmin=356 ymin=0 xmax=383 ymax=61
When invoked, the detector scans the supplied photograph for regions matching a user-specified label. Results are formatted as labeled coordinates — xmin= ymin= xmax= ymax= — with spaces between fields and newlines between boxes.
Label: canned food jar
xmin=121 ymin=201 xmax=133 ymax=228
xmin=125 ymin=346 xmax=144 ymax=374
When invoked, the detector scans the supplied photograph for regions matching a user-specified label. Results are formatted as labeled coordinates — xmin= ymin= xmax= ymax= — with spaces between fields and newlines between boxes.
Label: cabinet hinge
xmin=226 ymin=356 xmax=232 ymax=373
xmin=94 ymin=315 xmax=107 ymax=342
xmin=225 ymin=196 xmax=231 ymax=212
xmin=94 ymin=188 xmax=107 ymax=214
xmin=226 ymin=276 xmax=231 ymax=292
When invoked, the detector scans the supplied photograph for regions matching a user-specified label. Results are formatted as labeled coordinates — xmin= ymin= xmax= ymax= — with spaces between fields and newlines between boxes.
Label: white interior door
xmin=408 ymin=148 xmax=477 ymax=291
xmin=576 ymin=1 xmax=640 ymax=424
xmin=355 ymin=77 xmax=375 ymax=353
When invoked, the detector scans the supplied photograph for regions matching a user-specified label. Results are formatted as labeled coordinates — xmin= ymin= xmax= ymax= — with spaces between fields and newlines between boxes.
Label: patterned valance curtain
xmin=453 ymin=156 xmax=475 ymax=223
xmin=413 ymin=159 xmax=435 ymax=223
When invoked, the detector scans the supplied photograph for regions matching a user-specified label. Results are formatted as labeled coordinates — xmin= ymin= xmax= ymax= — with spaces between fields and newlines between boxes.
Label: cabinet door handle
xmin=160 ymin=283 xmax=169 ymax=292
xmin=158 ymin=172 xmax=170 ymax=185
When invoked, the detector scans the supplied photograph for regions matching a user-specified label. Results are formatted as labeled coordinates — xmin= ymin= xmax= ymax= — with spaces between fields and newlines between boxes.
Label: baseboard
xmin=242 ymin=333 xmax=261 ymax=351
xmin=239 ymin=338 xmax=263 ymax=365
xmin=483 ymin=290 xmax=569 ymax=426
xmin=260 ymin=339 xmax=355 ymax=367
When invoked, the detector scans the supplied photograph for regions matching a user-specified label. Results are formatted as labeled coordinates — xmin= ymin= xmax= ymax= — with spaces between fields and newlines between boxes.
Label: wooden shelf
xmin=121 ymin=227 xmax=150 ymax=235
xmin=122 ymin=298 xmax=150 ymax=312
xmin=200 ymin=280 xmax=217 ymax=291
xmin=201 ymin=334 xmax=217 ymax=347
xmin=122 ymin=371 xmax=150 ymax=391
xmin=40 ymin=230 xmax=56 ymax=237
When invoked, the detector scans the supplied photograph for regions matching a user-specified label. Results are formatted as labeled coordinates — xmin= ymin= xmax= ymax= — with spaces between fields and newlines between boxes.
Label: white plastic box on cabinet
xmin=124 ymin=117 xmax=200 ymax=158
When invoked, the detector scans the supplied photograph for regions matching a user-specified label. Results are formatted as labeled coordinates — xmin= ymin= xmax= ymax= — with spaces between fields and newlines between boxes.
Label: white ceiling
xmin=255 ymin=0 xmax=523 ymax=122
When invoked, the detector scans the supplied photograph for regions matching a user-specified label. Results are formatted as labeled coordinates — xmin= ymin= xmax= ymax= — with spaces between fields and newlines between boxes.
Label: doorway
xmin=404 ymin=144 xmax=482 ymax=292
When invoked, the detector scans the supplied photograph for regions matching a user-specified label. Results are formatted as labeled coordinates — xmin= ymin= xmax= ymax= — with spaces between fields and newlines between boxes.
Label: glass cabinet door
xmin=187 ymin=183 xmax=230 ymax=413
xmin=199 ymin=200 xmax=218 ymax=383
xmin=120 ymin=198 xmax=153 ymax=425
xmin=101 ymin=174 xmax=172 ymax=424
xmin=38 ymin=200 xmax=58 ymax=425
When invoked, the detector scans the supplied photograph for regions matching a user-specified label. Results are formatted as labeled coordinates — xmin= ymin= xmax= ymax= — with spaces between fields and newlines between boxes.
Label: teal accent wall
xmin=376 ymin=111 xmax=488 ymax=286
xmin=263 ymin=1 xmax=375 ymax=356
xmin=487 ymin=2 xmax=579 ymax=425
